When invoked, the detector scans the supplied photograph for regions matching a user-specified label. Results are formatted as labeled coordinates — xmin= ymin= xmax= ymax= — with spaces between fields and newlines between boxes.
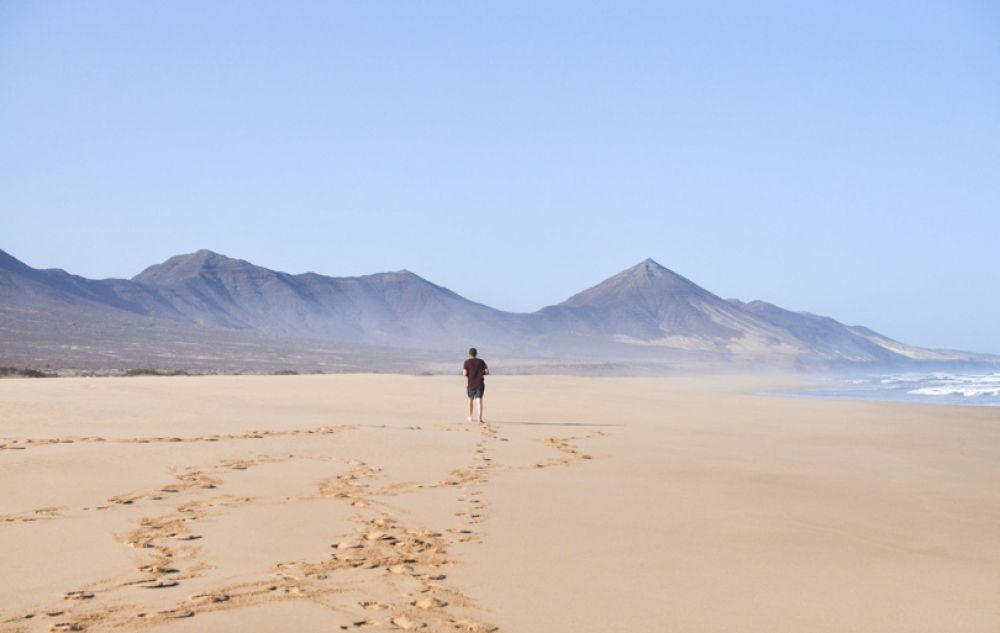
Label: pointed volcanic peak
xmin=555 ymin=257 xmax=738 ymax=338
xmin=545 ymin=258 xmax=805 ymax=352
xmin=560 ymin=258 xmax=716 ymax=310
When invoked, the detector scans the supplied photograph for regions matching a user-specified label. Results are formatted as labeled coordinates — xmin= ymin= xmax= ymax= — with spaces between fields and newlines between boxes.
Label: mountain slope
xmin=538 ymin=259 xmax=806 ymax=358
xmin=730 ymin=299 xmax=903 ymax=362
xmin=1 ymin=248 xmax=994 ymax=369
xmin=131 ymin=250 xmax=524 ymax=347
xmin=730 ymin=299 xmax=987 ymax=364
xmin=0 ymin=248 xmax=182 ymax=321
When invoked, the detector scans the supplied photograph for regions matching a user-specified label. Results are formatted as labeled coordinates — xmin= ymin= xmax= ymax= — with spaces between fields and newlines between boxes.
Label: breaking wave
xmin=785 ymin=372 xmax=1000 ymax=407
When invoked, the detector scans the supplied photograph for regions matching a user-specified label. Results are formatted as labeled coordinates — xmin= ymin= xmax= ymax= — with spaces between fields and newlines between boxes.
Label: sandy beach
xmin=1 ymin=373 xmax=998 ymax=632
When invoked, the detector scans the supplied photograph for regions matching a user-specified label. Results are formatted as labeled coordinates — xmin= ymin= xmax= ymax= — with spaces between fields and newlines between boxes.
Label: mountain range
xmin=1 ymin=248 xmax=993 ymax=372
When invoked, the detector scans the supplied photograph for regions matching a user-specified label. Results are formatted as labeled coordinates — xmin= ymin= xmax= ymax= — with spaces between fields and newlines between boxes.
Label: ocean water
xmin=787 ymin=372 xmax=1000 ymax=407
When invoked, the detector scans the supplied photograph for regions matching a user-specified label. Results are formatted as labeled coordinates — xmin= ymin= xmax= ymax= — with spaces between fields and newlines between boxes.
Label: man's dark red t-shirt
xmin=464 ymin=358 xmax=488 ymax=388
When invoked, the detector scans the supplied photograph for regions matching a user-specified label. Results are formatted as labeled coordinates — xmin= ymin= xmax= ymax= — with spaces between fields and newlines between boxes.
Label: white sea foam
xmin=795 ymin=372 xmax=1000 ymax=407
xmin=909 ymin=386 xmax=1000 ymax=398
xmin=896 ymin=372 xmax=1000 ymax=403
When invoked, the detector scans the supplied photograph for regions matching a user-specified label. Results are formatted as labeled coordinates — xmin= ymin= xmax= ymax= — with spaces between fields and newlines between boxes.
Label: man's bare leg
xmin=467 ymin=398 xmax=474 ymax=422
xmin=477 ymin=397 xmax=484 ymax=423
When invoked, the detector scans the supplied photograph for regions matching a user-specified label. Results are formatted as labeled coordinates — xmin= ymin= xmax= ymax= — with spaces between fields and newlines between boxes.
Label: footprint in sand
xmin=387 ymin=564 xmax=414 ymax=575
xmin=412 ymin=597 xmax=448 ymax=609
xmin=138 ymin=564 xmax=179 ymax=575
xmin=452 ymin=620 xmax=499 ymax=633
xmin=191 ymin=593 xmax=230 ymax=604
xmin=391 ymin=615 xmax=425 ymax=630
xmin=140 ymin=579 xmax=179 ymax=589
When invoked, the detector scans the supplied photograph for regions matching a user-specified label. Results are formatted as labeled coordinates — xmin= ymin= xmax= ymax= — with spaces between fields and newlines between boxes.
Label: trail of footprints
xmin=1 ymin=428 xmax=340 ymax=524
xmin=0 ymin=506 xmax=65 ymax=524
xmin=0 ymin=425 xmax=348 ymax=452
xmin=532 ymin=433 xmax=604 ymax=469
xmin=1 ymin=420 xmax=602 ymax=632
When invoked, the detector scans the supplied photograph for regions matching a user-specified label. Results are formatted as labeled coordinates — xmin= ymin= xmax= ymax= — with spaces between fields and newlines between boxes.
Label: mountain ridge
xmin=1 ymin=248 xmax=994 ymax=370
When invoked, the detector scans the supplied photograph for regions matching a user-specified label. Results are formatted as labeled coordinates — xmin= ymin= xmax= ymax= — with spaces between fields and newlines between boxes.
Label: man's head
xmin=468 ymin=347 xmax=478 ymax=358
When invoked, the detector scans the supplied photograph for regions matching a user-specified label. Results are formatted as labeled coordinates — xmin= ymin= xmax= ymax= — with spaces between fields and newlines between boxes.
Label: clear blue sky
xmin=2 ymin=2 xmax=998 ymax=353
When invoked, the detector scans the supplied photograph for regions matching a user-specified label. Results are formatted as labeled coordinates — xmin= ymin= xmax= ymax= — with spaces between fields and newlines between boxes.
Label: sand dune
xmin=1 ymin=374 xmax=998 ymax=632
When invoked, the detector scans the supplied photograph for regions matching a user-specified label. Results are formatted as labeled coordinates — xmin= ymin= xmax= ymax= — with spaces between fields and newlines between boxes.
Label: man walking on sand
xmin=462 ymin=347 xmax=489 ymax=422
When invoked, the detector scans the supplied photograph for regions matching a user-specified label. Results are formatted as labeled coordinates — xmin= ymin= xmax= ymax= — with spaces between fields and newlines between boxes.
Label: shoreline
xmin=771 ymin=371 xmax=1000 ymax=408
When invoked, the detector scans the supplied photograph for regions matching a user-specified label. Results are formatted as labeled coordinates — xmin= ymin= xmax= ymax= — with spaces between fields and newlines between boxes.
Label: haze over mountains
xmin=0 ymin=248 xmax=993 ymax=373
